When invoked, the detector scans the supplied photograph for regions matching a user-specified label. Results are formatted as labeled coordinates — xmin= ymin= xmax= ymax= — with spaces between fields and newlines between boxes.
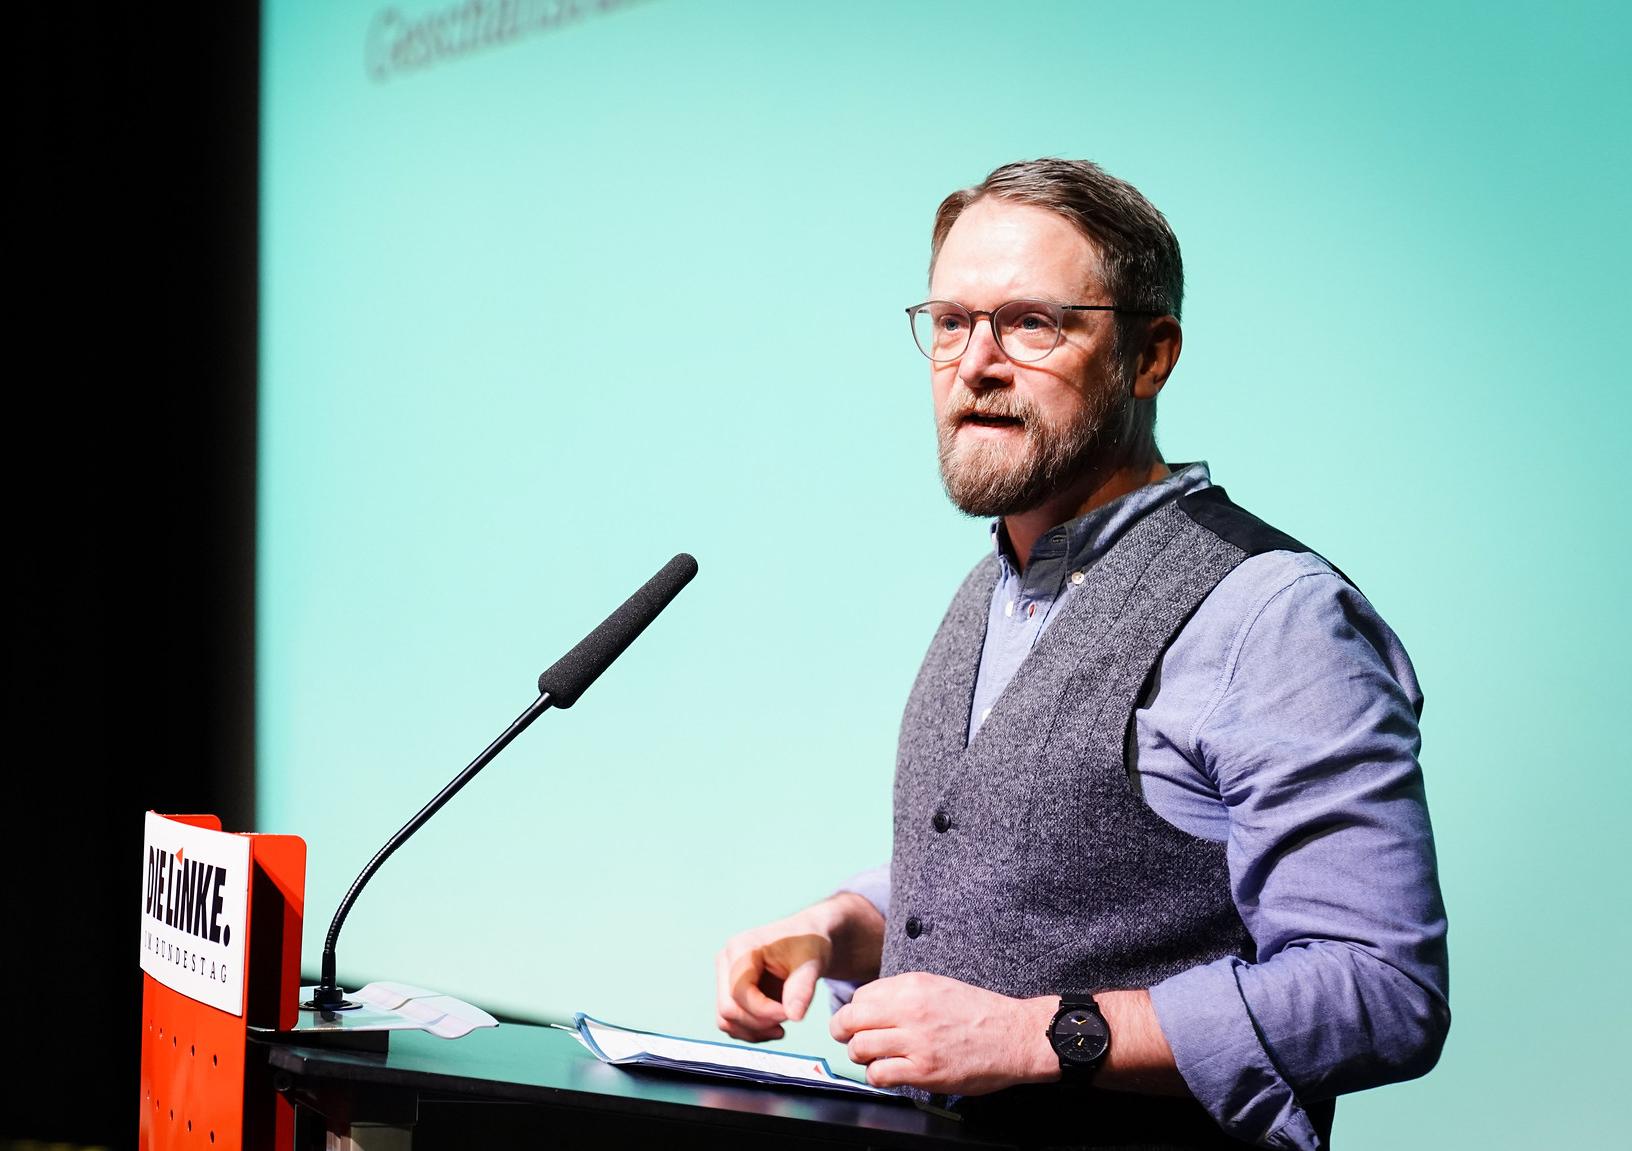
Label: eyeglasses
xmin=905 ymin=299 xmax=1162 ymax=363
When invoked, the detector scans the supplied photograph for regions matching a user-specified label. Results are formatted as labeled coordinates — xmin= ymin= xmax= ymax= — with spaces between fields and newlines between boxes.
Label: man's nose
xmin=957 ymin=315 xmax=1011 ymax=389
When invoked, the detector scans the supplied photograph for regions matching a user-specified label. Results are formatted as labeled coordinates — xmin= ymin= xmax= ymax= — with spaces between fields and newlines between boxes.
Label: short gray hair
xmin=930 ymin=157 xmax=1183 ymax=323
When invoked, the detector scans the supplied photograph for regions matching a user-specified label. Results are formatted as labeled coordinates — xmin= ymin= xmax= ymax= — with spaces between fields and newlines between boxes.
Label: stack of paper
xmin=294 ymin=981 xmax=499 ymax=1039
xmin=566 ymin=1013 xmax=902 ymax=1099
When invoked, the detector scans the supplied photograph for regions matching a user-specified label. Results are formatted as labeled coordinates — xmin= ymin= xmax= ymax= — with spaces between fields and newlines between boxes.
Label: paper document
xmin=566 ymin=1013 xmax=902 ymax=1099
xmin=292 ymin=981 xmax=499 ymax=1039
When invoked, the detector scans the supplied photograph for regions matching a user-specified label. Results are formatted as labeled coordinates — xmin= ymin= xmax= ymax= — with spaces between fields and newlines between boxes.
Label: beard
xmin=937 ymin=378 xmax=1131 ymax=518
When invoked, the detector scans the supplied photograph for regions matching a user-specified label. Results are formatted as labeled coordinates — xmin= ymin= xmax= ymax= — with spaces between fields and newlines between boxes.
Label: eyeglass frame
xmin=904 ymin=299 xmax=1165 ymax=363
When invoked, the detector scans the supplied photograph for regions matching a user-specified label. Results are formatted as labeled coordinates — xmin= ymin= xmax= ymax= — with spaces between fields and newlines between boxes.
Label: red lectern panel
xmin=139 ymin=813 xmax=305 ymax=1151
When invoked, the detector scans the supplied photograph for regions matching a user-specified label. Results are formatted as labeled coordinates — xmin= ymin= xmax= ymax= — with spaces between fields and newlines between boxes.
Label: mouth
xmin=958 ymin=412 xmax=1025 ymax=431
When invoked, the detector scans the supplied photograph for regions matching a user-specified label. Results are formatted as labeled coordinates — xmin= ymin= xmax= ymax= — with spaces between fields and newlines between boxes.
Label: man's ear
xmin=1132 ymin=316 xmax=1183 ymax=400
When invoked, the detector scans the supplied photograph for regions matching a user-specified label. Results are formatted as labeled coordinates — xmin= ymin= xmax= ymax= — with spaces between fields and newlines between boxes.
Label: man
xmin=715 ymin=159 xmax=1448 ymax=1150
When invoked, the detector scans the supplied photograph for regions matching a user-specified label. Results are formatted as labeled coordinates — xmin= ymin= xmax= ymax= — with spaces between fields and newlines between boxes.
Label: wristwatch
xmin=1047 ymin=993 xmax=1111 ymax=1080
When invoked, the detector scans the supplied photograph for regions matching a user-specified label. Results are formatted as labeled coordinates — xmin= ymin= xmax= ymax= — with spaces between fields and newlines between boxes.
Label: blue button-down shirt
xmin=840 ymin=463 xmax=1449 ymax=1150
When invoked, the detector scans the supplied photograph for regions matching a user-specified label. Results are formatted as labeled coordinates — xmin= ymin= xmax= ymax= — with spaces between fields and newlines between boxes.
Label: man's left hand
xmin=829 ymin=972 xmax=1059 ymax=1094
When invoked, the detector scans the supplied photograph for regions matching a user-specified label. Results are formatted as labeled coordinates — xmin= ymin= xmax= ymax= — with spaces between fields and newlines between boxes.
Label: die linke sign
xmin=139 ymin=813 xmax=250 ymax=1015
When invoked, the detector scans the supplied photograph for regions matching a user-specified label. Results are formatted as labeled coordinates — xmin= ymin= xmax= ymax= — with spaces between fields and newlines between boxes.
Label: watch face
xmin=1051 ymin=1007 xmax=1110 ymax=1065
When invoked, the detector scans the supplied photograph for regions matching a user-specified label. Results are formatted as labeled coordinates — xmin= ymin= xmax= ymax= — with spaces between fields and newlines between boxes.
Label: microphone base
xmin=303 ymin=985 xmax=364 ymax=1011
xmin=300 ymin=997 xmax=364 ymax=1011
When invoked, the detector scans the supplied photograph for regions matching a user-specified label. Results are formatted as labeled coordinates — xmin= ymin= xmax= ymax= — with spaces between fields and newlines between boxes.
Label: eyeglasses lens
xmin=912 ymin=304 xmax=969 ymax=361
xmin=993 ymin=301 xmax=1062 ymax=361
xmin=911 ymin=302 xmax=1063 ymax=362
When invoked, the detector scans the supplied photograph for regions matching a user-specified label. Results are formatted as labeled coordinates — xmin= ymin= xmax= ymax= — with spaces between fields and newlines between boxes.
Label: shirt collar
xmin=991 ymin=461 xmax=1213 ymax=576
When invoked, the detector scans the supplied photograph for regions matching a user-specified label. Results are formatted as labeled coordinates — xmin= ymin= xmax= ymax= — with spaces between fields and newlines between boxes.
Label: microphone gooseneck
xmin=305 ymin=692 xmax=553 ymax=1011
xmin=306 ymin=553 xmax=698 ymax=1012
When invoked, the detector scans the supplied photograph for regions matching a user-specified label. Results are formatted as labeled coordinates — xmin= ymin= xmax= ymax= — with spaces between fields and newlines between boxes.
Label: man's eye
xmin=1012 ymin=313 xmax=1053 ymax=332
xmin=937 ymin=315 xmax=966 ymax=333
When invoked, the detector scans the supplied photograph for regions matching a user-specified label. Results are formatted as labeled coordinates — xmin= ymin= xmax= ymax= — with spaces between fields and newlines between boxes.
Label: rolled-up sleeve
xmin=1150 ymin=562 xmax=1450 ymax=1148
xmin=1150 ymin=960 xmax=1325 ymax=1150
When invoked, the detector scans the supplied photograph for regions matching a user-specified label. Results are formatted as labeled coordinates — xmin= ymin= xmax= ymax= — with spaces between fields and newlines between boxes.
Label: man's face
xmin=929 ymin=197 xmax=1130 ymax=518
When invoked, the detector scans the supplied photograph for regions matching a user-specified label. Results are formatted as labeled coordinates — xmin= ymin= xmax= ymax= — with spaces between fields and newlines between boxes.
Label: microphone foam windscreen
xmin=536 ymin=553 xmax=698 ymax=707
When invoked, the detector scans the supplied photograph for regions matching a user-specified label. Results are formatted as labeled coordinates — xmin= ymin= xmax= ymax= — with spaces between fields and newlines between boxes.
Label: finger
xmin=716 ymin=949 xmax=777 ymax=1026
xmin=781 ymin=958 xmax=822 ymax=1022
xmin=829 ymin=989 xmax=893 ymax=1039
xmin=845 ymin=1026 xmax=906 ymax=1066
xmin=717 ymin=1013 xmax=785 ymax=1043
xmin=719 ymin=947 xmax=776 ymax=1020
xmin=830 ymin=1003 xmax=854 ymax=1043
xmin=729 ymin=953 xmax=788 ymax=1023
xmin=830 ymin=998 xmax=896 ymax=1043
xmin=714 ymin=986 xmax=789 ymax=1031
xmin=716 ymin=995 xmax=788 ymax=1039
xmin=865 ymin=1056 xmax=916 ymax=1089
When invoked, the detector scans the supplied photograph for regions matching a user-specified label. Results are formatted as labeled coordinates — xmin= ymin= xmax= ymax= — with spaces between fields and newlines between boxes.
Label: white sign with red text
xmin=138 ymin=812 xmax=250 ymax=1015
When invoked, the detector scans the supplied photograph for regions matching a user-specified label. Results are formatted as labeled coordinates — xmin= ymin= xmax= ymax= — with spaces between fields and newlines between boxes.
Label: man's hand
xmin=829 ymin=972 xmax=1059 ymax=1095
xmin=834 ymin=976 xmax=1190 ymax=1097
xmin=715 ymin=893 xmax=884 ymax=1043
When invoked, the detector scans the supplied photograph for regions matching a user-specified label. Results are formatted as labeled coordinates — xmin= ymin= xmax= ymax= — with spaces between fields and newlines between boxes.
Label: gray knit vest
xmin=882 ymin=488 xmax=1336 ymax=1149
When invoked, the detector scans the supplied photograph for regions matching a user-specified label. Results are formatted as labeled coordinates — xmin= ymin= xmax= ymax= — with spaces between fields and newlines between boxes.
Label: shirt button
xmin=980 ymin=706 xmax=993 ymax=722
xmin=1070 ymin=570 xmax=1085 ymax=585
xmin=904 ymin=916 xmax=923 ymax=939
xmin=1005 ymin=599 xmax=1016 ymax=618
xmin=932 ymin=810 xmax=951 ymax=833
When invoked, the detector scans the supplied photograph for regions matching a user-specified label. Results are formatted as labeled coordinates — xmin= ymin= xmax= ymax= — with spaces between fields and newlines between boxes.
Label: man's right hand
xmin=714 ymin=892 xmax=885 ymax=1042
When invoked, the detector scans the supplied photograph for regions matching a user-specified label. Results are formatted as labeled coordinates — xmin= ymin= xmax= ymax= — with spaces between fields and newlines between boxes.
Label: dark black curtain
xmin=9 ymin=5 xmax=259 ymax=1145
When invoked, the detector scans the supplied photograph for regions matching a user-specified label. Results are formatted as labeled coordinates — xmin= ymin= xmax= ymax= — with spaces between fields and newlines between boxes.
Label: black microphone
xmin=305 ymin=553 xmax=699 ymax=1012
xmin=537 ymin=551 xmax=698 ymax=706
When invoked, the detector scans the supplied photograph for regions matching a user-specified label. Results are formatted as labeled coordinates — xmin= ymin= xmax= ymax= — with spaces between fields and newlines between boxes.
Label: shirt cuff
xmin=1149 ymin=959 xmax=1323 ymax=1151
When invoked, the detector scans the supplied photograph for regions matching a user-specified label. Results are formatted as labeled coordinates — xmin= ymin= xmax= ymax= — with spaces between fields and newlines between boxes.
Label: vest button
xmin=904 ymin=916 xmax=923 ymax=939
xmin=932 ymin=810 xmax=951 ymax=833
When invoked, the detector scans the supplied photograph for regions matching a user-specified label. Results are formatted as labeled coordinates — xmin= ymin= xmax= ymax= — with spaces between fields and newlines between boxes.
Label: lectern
xmin=137 ymin=812 xmax=988 ymax=1149
xmin=138 ymin=812 xmax=306 ymax=1150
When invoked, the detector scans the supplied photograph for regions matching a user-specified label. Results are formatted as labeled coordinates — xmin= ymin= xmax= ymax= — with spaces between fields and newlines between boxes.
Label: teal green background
xmin=260 ymin=2 xmax=1629 ymax=1145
